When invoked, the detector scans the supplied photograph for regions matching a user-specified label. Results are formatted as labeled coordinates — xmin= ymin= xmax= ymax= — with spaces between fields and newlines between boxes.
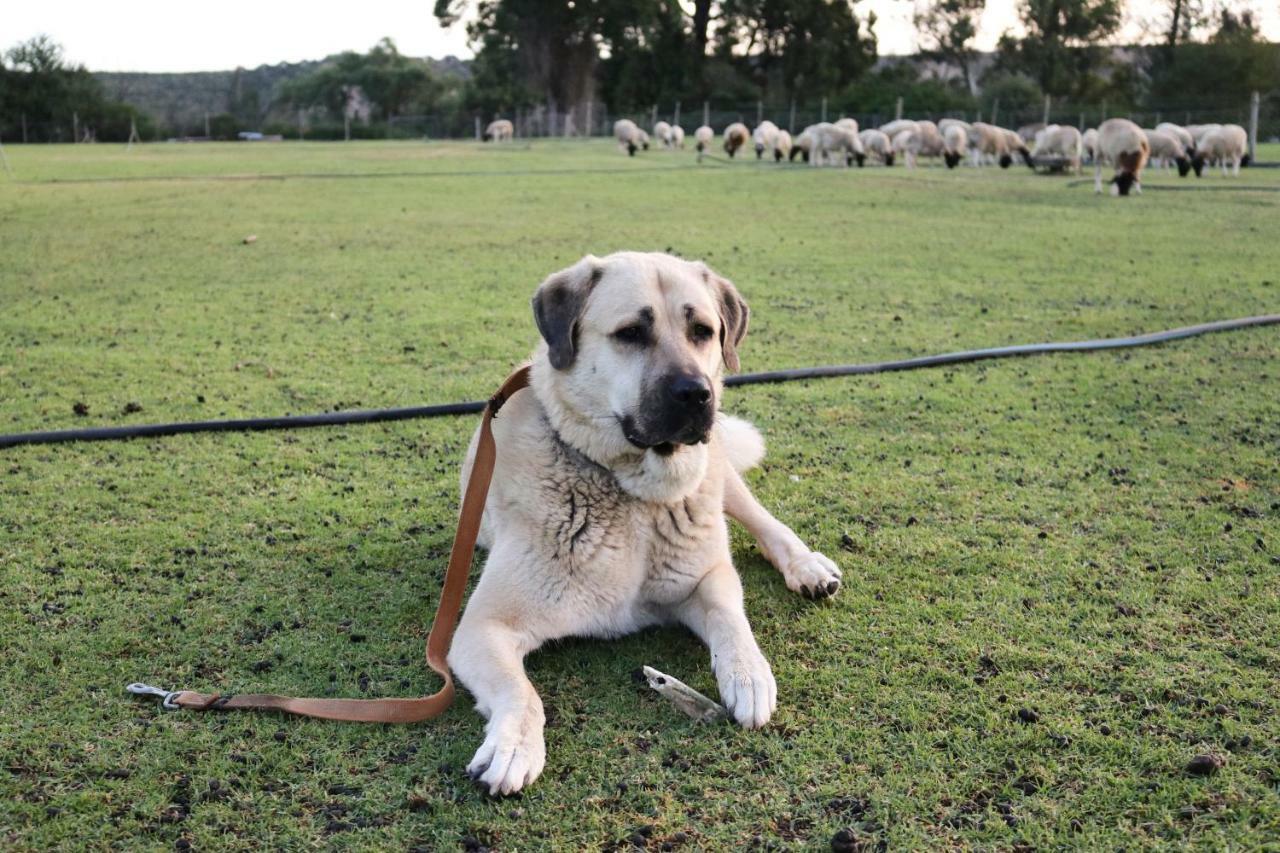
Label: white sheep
xmin=669 ymin=125 xmax=685 ymax=149
xmin=879 ymin=119 xmax=918 ymax=142
xmin=834 ymin=117 xmax=859 ymax=136
xmin=773 ymin=129 xmax=792 ymax=162
xmin=857 ymin=128 xmax=894 ymax=166
xmin=1185 ymin=124 xmax=1222 ymax=148
xmin=723 ymin=122 xmax=750 ymax=158
xmin=1000 ymin=127 xmax=1036 ymax=168
xmin=968 ymin=122 xmax=1012 ymax=168
xmin=483 ymin=119 xmax=513 ymax=142
xmin=1094 ymin=118 xmax=1150 ymax=196
xmin=942 ymin=123 xmax=969 ymax=168
xmin=694 ymin=125 xmax=713 ymax=153
xmin=1155 ymin=122 xmax=1195 ymax=154
xmin=613 ymin=119 xmax=650 ymax=156
xmin=653 ymin=121 xmax=673 ymax=148
xmin=893 ymin=121 xmax=945 ymax=168
xmin=807 ymin=122 xmax=864 ymax=167
xmin=752 ymin=120 xmax=779 ymax=160
xmin=1142 ymin=129 xmax=1192 ymax=176
xmin=1082 ymin=128 xmax=1099 ymax=164
xmin=789 ymin=127 xmax=814 ymax=163
xmin=1031 ymin=125 xmax=1084 ymax=175
xmin=1195 ymin=124 xmax=1249 ymax=176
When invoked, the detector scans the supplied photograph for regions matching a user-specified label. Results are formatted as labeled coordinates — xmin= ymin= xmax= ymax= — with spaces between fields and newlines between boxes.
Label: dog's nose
xmin=667 ymin=374 xmax=712 ymax=408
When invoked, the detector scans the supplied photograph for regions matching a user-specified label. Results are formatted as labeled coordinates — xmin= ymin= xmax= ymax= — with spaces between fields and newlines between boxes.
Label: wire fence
xmin=4 ymin=92 xmax=1275 ymax=152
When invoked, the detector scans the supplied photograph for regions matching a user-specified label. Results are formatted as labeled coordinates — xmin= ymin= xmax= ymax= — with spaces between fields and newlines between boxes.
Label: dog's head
xmin=531 ymin=253 xmax=748 ymax=465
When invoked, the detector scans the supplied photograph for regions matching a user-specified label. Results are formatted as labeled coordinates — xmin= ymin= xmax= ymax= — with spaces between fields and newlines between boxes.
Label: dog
xmin=448 ymin=252 xmax=843 ymax=795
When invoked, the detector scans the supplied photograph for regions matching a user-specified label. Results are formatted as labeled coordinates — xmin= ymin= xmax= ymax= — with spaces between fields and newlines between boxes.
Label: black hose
xmin=3 ymin=314 xmax=1277 ymax=449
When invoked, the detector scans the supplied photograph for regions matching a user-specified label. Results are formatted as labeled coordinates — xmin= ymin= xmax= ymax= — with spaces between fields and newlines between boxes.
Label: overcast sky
xmin=7 ymin=0 xmax=1279 ymax=72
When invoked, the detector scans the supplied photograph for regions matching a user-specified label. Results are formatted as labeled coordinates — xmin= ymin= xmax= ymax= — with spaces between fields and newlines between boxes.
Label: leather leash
xmin=127 ymin=365 xmax=532 ymax=723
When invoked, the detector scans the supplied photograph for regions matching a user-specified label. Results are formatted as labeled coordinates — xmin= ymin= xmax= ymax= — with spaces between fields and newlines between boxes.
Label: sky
xmin=7 ymin=0 xmax=1279 ymax=72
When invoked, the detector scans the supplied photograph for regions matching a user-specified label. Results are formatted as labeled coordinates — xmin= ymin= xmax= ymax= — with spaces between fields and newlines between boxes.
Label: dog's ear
xmin=699 ymin=264 xmax=749 ymax=372
xmin=532 ymin=256 xmax=602 ymax=370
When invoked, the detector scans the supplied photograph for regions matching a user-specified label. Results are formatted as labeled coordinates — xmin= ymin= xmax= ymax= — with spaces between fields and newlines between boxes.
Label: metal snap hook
xmin=126 ymin=682 xmax=181 ymax=710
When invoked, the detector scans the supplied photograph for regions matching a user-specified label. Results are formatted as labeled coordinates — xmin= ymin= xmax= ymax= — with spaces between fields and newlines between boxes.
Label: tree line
xmin=1 ymin=0 xmax=1276 ymax=143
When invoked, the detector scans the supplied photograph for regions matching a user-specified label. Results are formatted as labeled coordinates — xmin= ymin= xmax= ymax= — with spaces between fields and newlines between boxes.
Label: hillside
xmin=96 ymin=55 xmax=471 ymax=133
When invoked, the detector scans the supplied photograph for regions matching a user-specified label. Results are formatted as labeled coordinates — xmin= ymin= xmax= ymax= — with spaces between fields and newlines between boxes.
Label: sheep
xmin=893 ymin=120 xmax=945 ymax=168
xmin=809 ymin=122 xmax=865 ymax=167
xmin=694 ymin=125 xmax=713 ymax=153
xmin=1185 ymin=124 xmax=1222 ymax=148
xmin=1000 ymin=127 xmax=1036 ymax=168
xmin=1155 ymin=122 xmax=1195 ymax=154
xmin=1195 ymin=124 xmax=1249 ymax=177
xmin=653 ymin=120 xmax=672 ymax=148
xmin=613 ymin=119 xmax=650 ymax=156
xmin=968 ymin=122 xmax=1014 ymax=168
xmin=773 ymin=129 xmax=792 ymax=162
xmin=1093 ymin=117 xmax=1150 ymax=196
xmin=879 ymin=119 xmax=918 ymax=142
xmin=753 ymin=120 xmax=779 ymax=159
xmin=942 ymin=123 xmax=969 ymax=168
xmin=1082 ymin=128 xmax=1099 ymax=164
xmin=835 ymin=117 xmax=859 ymax=135
xmin=1016 ymin=122 xmax=1046 ymax=144
xmin=937 ymin=118 xmax=972 ymax=136
xmin=723 ymin=122 xmax=750 ymax=158
xmin=1031 ymin=125 xmax=1084 ymax=175
xmin=789 ymin=127 xmax=814 ymax=163
xmin=669 ymin=125 xmax=685 ymax=149
xmin=483 ymin=119 xmax=513 ymax=142
xmin=857 ymin=128 xmax=894 ymax=166
xmin=1142 ymin=129 xmax=1193 ymax=176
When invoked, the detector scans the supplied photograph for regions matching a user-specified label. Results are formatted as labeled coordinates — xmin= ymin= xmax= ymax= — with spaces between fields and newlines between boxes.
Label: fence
xmin=4 ymin=92 xmax=1275 ymax=156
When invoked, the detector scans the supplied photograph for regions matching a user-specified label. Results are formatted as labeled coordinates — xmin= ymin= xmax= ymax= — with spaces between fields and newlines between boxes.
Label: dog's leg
xmin=674 ymin=561 xmax=776 ymax=729
xmin=723 ymin=465 xmax=842 ymax=599
xmin=448 ymin=615 xmax=545 ymax=796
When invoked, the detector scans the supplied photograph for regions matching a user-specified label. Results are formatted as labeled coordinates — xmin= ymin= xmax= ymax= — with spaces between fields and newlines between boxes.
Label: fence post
xmin=820 ymin=97 xmax=827 ymax=123
xmin=756 ymin=100 xmax=763 ymax=127
xmin=1042 ymin=95 xmax=1050 ymax=126
xmin=475 ymin=116 xmax=481 ymax=141
xmin=990 ymin=99 xmax=999 ymax=127
xmin=651 ymin=104 xmax=658 ymax=130
xmin=344 ymin=113 xmax=351 ymax=142
xmin=73 ymin=112 xmax=79 ymax=143
xmin=1248 ymin=90 xmax=1260 ymax=163
xmin=298 ymin=109 xmax=305 ymax=140
xmin=205 ymin=112 xmax=211 ymax=138
xmin=673 ymin=101 xmax=680 ymax=130
xmin=586 ymin=100 xmax=594 ymax=137
xmin=21 ymin=114 xmax=27 ymax=144
xmin=1078 ymin=112 xmax=1084 ymax=131
xmin=1101 ymin=99 xmax=1108 ymax=121
xmin=895 ymin=97 xmax=903 ymax=121
xmin=703 ymin=101 xmax=709 ymax=128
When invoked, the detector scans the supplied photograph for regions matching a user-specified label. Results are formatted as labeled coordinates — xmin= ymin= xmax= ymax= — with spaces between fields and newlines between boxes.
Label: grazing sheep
xmin=835 ymin=117 xmax=860 ymax=135
xmin=773 ymin=129 xmax=792 ymax=162
xmin=1195 ymin=124 xmax=1249 ymax=176
xmin=809 ymin=122 xmax=865 ymax=167
xmin=942 ymin=123 xmax=969 ymax=168
xmin=893 ymin=120 xmax=945 ymax=168
xmin=969 ymin=122 xmax=1013 ymax=168
xmin=857 ymin=128 xmax=894 ymax=166
xmin=1142 ymin=129 xmax=1193 ymax=176
xmin=483 ymin=119 xmax=514 ymax=142
xmin=669 ymin=125 xmax=685 ymax=149
xmin=1082 ymin=128 xmax=1099 ymax=163
xmin=723 ymin=122 xmax=750 ymax=158
xmin=879 ymin=119 xmax=919 ymax=142
xmin=938 ymin=118 xmax=972 ymax=135
xmin=613 ymin=119 xmax=650 ymax=156
xmin=1094 ymin=117 xmax=1150 ymax=196
xmin=653 ymin=121 xmax=673 ymax=148
xmin=1000 ymin=127 xmax=1036 ymax=168
xmin=1016 ymin=122 xmax=1046 ymax=144
xmin=1155 ymin=122 xmax=1195 ymax=154
xmin=1185 ymin=124 xmax=1222 ymax=148
xmin=789 ymin=127 xmax=814 ymax=163
xmin=694 ymin=125 xmax=713 ymax=153
xmin=1031 ymin=124 xmax=1084 ymax=174
xmin=753 ymin=120 xmax=779 ymax=159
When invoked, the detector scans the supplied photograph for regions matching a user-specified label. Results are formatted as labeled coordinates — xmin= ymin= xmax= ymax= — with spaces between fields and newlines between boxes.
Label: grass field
xmin=2 ymin=139 xmax=1279 ymax=850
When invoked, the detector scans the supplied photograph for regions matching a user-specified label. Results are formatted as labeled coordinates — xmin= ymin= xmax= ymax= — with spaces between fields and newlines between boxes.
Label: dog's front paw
xmin=714 ymin=644 xmax=776 ymax=729
xmin=783 ymin=551 xmax=842 ymax=600
xmin=466 ymin=705 xmax=546 ymax=796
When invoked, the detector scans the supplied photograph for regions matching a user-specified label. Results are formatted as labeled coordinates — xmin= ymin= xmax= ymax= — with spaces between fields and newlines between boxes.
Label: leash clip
xmin=127 ymin=682 xmax=182 ymax=710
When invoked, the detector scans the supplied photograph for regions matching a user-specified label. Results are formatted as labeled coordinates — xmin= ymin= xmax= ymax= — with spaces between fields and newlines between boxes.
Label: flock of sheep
xmin=482 ymin=116 xmax=1252 ymax=198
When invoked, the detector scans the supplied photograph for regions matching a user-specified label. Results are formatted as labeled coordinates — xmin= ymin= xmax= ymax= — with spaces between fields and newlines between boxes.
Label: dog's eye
xmin=611 ymin=324 xmax=650 ymax=346
xmin=690 ymin=323 xmax=715 ymax=343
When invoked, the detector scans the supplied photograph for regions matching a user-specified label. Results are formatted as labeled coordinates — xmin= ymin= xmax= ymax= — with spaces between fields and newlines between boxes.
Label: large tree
xmin=278 ymin=38 xmax=442 ymax=121
xmin=914 ymin=0 xmax=985 ymax=94
xmin=995 ymin=0 xmax=1123 ymax=97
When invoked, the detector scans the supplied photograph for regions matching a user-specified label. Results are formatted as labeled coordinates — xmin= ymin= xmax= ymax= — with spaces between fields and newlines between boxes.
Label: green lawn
xmin=2 ymin=139 xmax=1278 ymax=850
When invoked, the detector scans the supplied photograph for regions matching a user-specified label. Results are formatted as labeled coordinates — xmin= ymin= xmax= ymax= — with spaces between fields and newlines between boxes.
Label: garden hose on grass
xmin=2 ymin=314 xmax=1278 ymax=449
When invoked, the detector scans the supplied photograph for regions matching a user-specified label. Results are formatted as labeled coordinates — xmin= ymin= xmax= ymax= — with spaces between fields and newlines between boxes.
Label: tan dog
xmin=449 ymin=252 xmax=843 ymax=795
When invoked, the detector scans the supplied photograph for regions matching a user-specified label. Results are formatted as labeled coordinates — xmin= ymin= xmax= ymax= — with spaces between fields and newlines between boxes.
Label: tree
xmin=278 ymin=39 xmax=442 ymax=122
xmin=914 ymin=0 xmax=985 ymax=94
xmin=994 ymin=0 xmax=1123 ymax=97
